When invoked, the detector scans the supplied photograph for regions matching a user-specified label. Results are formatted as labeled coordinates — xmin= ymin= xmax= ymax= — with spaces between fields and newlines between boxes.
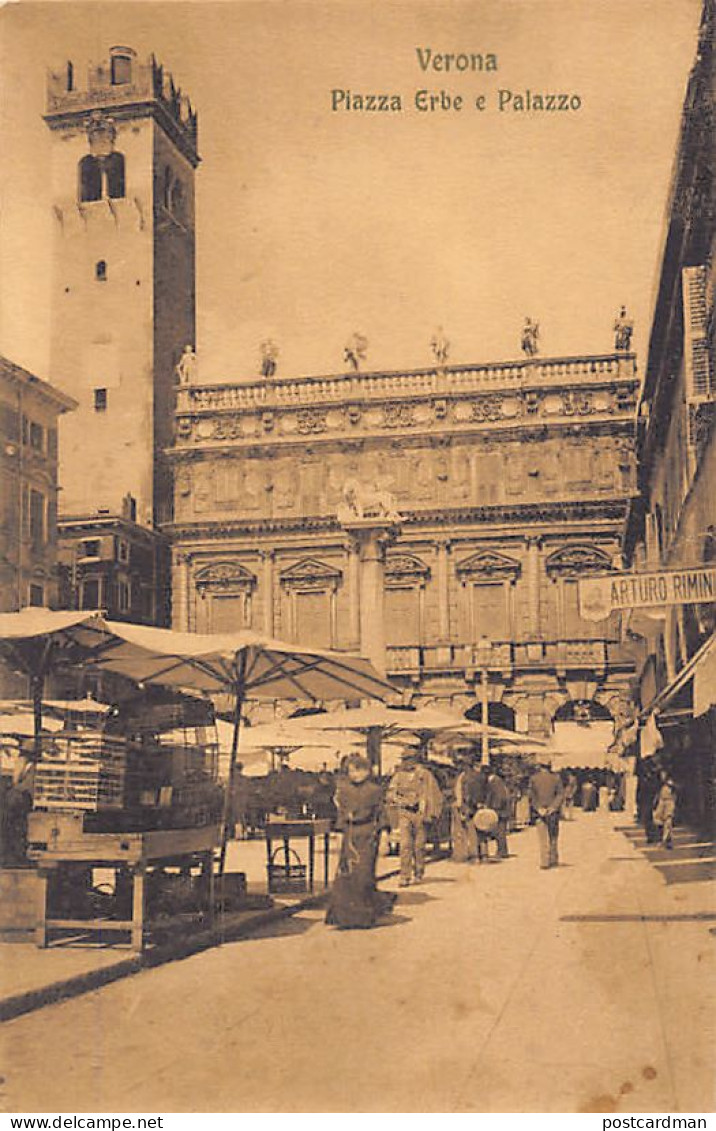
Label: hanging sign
xmin=579 ymin=567 xmax=716 ymax=621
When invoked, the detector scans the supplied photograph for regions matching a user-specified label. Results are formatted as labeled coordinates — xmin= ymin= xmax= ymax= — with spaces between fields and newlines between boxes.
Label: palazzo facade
xmin=168 ymin=350 xmax=639 ymax=735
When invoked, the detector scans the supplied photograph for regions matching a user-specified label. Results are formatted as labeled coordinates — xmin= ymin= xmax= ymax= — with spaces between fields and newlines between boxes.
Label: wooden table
xmin=28 ymin=825 xmax=221 ymax=951
xmin=264 ymin=818 xmax=332 ymax=893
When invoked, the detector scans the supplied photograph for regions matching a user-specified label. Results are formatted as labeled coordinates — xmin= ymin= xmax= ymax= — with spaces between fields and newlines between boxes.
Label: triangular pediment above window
xmin=545 ymin=544 xmax=613 ymax=577
xmin=385 ymin=553 xmax=430 ymax=581
xmin=195 ymin=561 xmax=257 ymax=591
xmin=280 ymin=557 xmax=343 ymax=585
xmin=456 ymin=550 xmax=521 ymax=578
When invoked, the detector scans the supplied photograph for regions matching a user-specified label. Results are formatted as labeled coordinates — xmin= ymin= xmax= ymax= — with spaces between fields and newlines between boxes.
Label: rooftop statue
xmin=521 ymin=317 xmax=540 ymax=357
xmin=260 ymin=339 xmax=279 ymax=378
xmin=430 ymin=326 xmax=450 ymax=366
xmin=175 ymin=344 xmax=197 ymax=385
xmin=344 ymin=332 xmax=369 ymax=373
xmin=613 ymin=306 xmax=634 ymax=352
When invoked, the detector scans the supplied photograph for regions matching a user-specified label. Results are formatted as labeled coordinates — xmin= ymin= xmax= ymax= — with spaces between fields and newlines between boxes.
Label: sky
xmin=0 ymin=0 xmax=703 ymax=385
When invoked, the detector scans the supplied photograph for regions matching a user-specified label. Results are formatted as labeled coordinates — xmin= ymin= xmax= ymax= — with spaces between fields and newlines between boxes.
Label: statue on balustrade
xmin=430 ymin=326 xmax=450 ymax=366
xmin=259 ymin=339 xmax=279 ymax=378
xmin=175 ymin=344 xmax=197 ymax=385
xmin=521 ymin=318 xmax=540 ymax=357
xmin=613 ymin=306 xmax=633 ymax=352
xmin=344 ymin=333 xmax=369 ymax=373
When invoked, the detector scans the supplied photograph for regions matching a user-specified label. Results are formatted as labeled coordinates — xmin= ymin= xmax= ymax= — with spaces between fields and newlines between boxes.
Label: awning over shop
xmin=645 ymin=633 xmax=716 ymax=720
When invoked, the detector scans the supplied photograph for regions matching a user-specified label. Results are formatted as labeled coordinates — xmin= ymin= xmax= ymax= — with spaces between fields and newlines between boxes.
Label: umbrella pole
xmin=367 ymin=726 xmax=382 ymax=776
xmin=31 ymin=674 xmax=44 ymax=761
xmin=218 ymin=653 xmax=248 ymax=878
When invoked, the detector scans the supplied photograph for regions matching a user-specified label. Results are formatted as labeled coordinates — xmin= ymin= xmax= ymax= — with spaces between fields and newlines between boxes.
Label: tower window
xmin=111 ymin=54 xmax=132 ymax=85
xmin=105 ymin=152 xmax=125 ymax=199
xmin=66 ymin=61 xmax=74 ymax=92
xmin=78 ymin=153 xmax=125 ymax=202
xmin=29 ymin=421 xmax=44 ymax=451
xmin=79 ymin=155 xmax=102 ymax=202
xmin=94 ymin=388 xmax=108 ymax=412
xmin=95 ymin=260 xmax=107 ymax=281
xmin=163 ymin=166 xmax=173 ymax=209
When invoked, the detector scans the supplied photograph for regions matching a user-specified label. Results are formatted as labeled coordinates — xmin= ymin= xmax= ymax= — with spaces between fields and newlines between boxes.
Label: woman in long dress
xmin=325 ymin=754 xmax=396 ymax=929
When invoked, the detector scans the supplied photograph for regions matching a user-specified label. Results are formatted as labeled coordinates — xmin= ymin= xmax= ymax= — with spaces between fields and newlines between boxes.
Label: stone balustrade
xmin=386 ymin=638 xmax=615 ymax=675
xmin=176 ymin=353 xmax=637 ymax=416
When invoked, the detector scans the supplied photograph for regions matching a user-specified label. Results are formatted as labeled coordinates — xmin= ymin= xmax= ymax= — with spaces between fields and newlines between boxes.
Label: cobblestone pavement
xmin=1 ymin=810 xmax=714 ymax=1113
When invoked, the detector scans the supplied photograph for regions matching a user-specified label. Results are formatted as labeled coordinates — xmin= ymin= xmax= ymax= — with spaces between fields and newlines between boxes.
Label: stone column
xmin=346 ymin=537 xmax=361 ymax=649
xmin=261 ymin=549 xmax=274 ymax=636
xmin=341 ymin=517 xmax=400 ymax=676
xmin=526 ymin=536 xmax=541 ymax=638
xmin=171 ymin=551 xmax=188 ymax=631
xmin=436 ymin=538 xmax=451 ymax=642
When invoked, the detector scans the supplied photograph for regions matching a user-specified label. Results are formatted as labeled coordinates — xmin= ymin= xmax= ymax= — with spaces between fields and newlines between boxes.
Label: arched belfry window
xmin=78 ymin=152 xmax=125 ymax=202
xmin=79 ymin=155 xmax=102 ymax=202
xmin=104 ymin=152 xmax=125 ymax=199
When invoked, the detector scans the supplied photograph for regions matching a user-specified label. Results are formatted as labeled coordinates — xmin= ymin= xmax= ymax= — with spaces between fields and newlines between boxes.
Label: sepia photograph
xmin=0 ymin=0 xmax=714 ymax=1116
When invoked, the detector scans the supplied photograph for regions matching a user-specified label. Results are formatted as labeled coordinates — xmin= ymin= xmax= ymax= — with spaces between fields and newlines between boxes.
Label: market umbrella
xmin=84 ymin=621 xmax=394 ymax=871
xmin=0 ymin=609 xmax=110 ymax=755
xmin=0 ymin=712 xmax=63 ymax=738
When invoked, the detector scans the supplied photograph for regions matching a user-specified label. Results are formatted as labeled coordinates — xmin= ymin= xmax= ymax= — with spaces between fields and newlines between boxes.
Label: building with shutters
xmin=623 ymin=0 xmax=715 ymax=830
xmin=43 ymin=46 xmax=198 ymax=623
xmin=0 ymin=355 xmax=76 ymax=613
xmin=168 ymin=347 xmax=640 ymax=737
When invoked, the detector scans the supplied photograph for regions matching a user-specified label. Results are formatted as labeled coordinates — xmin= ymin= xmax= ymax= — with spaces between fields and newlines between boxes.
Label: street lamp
xmin=475 ymin=635 xmax=492 ymax=766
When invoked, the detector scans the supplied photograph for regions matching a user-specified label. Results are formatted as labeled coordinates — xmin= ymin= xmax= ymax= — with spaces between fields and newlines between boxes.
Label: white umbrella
xmin=89 ymin=620 xmax=393 ymax=872
xmin=0 ymin=712 xmax=63 ymax=738
xmin=0 ymin=609 xmax=110 ymax=754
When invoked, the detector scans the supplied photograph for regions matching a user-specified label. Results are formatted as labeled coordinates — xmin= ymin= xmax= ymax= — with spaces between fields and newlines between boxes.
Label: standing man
xmin=451 ymin=751 xmax=480 ymax=863
xmin=387 ymin=750 xmax=443 ymax=886
xmin=529 ymin=758 xmax=564 ymax=870
xmin=485 ymin=765 xmax=510 ymax=859
xmin=562 ymin=771 xmax=578 ymax=820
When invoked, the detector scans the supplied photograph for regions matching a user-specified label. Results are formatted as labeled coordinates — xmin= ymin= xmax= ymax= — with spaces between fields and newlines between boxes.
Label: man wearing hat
xmin=529 ymin=757 xmax=564 ymax=869
xmin=386 ymin=748 xmax=443 ymax=886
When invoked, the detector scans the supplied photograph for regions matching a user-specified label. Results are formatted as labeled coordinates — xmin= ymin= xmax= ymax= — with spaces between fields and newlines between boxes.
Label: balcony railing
xmin=386 ymin=639 xmax=619 ymax=675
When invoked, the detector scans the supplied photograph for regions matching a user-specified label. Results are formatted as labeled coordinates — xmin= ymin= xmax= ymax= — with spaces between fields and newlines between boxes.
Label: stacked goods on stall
xmin=30 ymin=691 xmax=224 ymax=833
xmin=33 ymin=731 xmax=129 ymax=811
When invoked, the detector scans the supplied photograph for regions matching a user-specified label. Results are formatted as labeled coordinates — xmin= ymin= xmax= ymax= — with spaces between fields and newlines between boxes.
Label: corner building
xmin=44 ymin=46 xmax=198 ymax=623
xmin=169 ymin=352 xmax=639 ymax=736
xmin=623 ymin=0 xmax=715 ymax=832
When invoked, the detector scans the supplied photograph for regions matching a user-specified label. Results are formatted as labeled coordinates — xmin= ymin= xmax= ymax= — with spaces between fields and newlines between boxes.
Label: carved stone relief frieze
xmin=211 ymin=415 xmax=242 ymax=441
xmin=470 ymin=395 xmax=503 ymax=423
xmin=382 ymin=401 xmax=416 ymax=429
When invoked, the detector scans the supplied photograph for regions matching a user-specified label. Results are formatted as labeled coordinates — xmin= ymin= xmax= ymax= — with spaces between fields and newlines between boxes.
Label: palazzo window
xmin=195 ymin=562 xmax=257 ymax=633
xmin=456 ymin=550 xmax=521 ymax=645
xmin=80 ymin=577 xmax=100 ymax=610
xmin=29 ymin=583 xmax=45 ymax=607
xmin=545 ymin=544 xmax=618 ymax=641
xmin=385 ymin=553 xmax=430 ymax=648
xmin=280 ymin=558 xmax=342 ymax=649
xmin=29 ymin=489 xmax=46 ymax=549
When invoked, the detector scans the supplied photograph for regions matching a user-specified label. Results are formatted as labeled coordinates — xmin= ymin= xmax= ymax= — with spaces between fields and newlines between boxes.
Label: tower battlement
xmin=45 ymin=46 xmax=199 ymax=166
